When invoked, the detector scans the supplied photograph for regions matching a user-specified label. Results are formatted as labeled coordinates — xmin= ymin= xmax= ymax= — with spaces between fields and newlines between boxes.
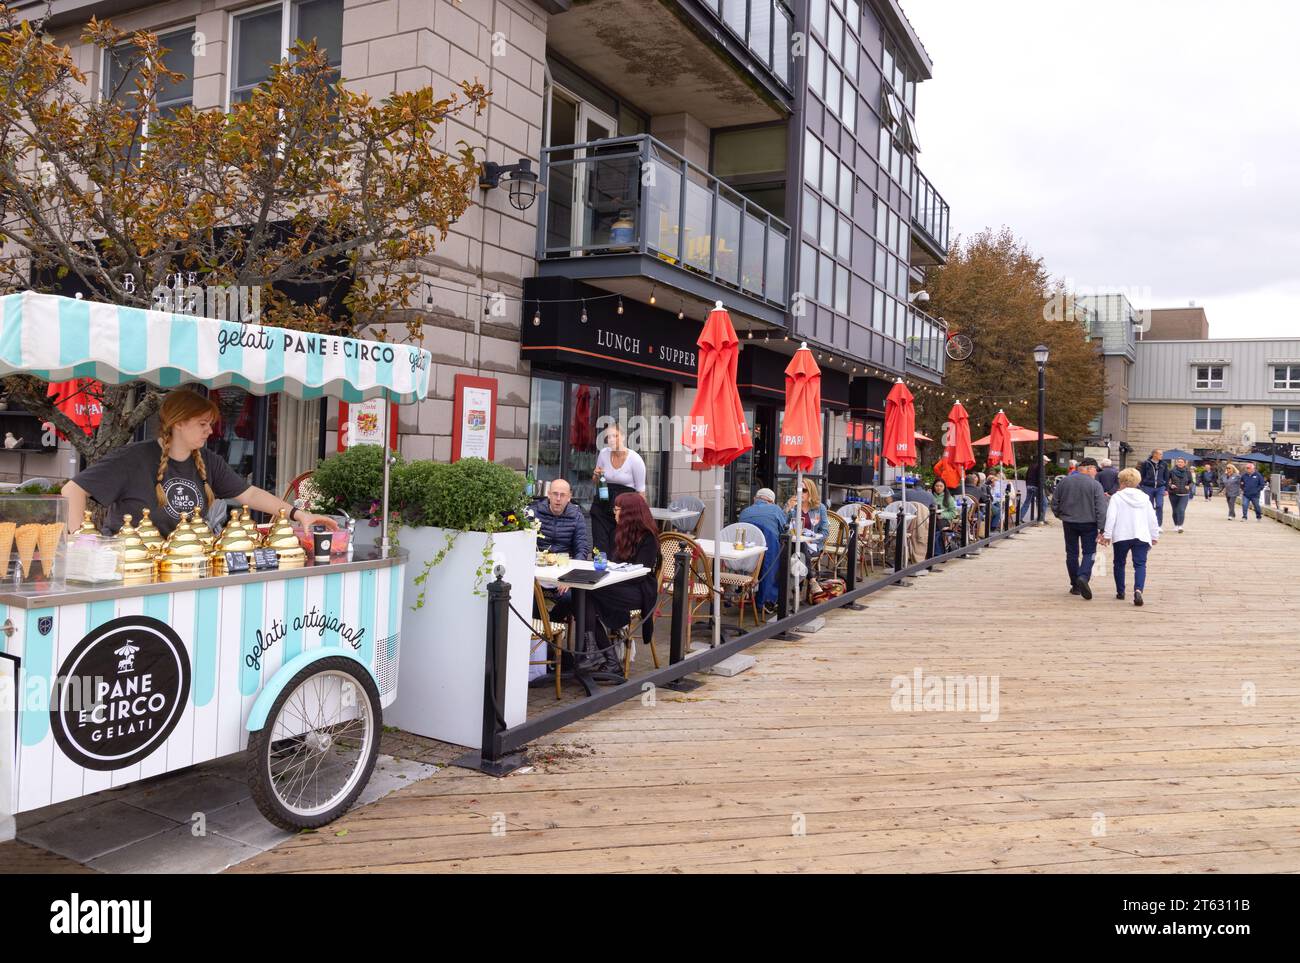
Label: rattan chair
xmin=819 ymin=511 xmax=850 ymax=579
xmin=717 ymin=522 xmax=767 ymax=628
xmin=658 ymin=531 xmax=713 ymax=628
xmin=612 ymin=551 xmax=665 ymax=675
xmin=530 ymin=581 xmax=567 ymax=699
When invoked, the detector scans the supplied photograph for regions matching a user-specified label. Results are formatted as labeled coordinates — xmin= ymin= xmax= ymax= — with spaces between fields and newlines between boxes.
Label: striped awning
xmin=0 ymin=291 xmax=431 ymax=404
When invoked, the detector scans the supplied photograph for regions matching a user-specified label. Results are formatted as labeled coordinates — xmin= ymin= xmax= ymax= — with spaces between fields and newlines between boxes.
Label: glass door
xmin=549 ymin=84 xmax=618 ymax=253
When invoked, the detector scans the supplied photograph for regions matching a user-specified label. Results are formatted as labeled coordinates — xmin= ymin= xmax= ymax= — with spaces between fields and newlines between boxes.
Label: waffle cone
xmin=15 ymin=524 xmax=39 ymax=578
xmin=0 ymin=522 xmax=14 ymax=577
xmin=38 ymin=523 xmax=62 ymax=578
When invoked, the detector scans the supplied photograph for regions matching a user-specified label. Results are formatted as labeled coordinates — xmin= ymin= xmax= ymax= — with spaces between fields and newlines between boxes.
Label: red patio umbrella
xmin=986 ymin=410 xmax=1016 ymax=468
xmin=971 ymin=423 xmax=1059 ymax=446
xmin=46 ymin=378 xmax=103 ymax=439
xmin=945 ymin=401 xmax=976 ymax=497
xmin=884 ymin=381 xmax=917 ymax=567
xmin=685 ymin=301 xmax=752 ymax=646
xmin=779 ymin=344 xmax=822 ymax=613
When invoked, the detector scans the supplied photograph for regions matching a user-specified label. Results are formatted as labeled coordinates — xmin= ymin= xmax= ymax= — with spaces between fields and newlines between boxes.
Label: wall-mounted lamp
xmin=479 ymin=158 xmax=540 ymax=211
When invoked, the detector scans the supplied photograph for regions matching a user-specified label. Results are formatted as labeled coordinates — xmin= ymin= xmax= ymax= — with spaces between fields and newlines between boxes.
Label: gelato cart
xmin=0 ymin=291 xmax=430 ymax=834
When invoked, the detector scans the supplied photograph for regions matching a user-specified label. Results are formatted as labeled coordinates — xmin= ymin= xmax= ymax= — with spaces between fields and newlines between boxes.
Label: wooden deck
xmin=232 ymin=494 xmax=1300 ymax=873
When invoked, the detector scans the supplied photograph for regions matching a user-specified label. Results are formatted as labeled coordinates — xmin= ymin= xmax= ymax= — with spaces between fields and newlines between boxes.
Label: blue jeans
xmin=1242 ymin=492 xmax=1262 ymax=518
xmin=1062 ymin=521 xmax=1098 ymax=583
xmin=1112 ymin=538 xmax=1150 ymax=594
xmin=1225 ymin=493 xmax=1238 ymax=517
xmin=1139 ymin=485 xmax=1166 ymax=525
xmin=1169 ymin=493 xmax=1189 ymax=527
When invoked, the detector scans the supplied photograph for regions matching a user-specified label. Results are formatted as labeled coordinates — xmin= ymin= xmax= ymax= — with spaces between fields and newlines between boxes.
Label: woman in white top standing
xmin=1101 ymin=467 xmax=1160 ymax=607
xmin=590 ymin=422 xmax=647 ymax=555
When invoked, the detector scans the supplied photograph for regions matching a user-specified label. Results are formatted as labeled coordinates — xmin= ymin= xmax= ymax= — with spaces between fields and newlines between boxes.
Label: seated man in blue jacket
xmin=1238 ymin=462 xmax=1267 ymax=520
xmin=738 ymin=487 xmax=788 ymax=615
xmin=531 ymin=478 xmax=591 ymax=560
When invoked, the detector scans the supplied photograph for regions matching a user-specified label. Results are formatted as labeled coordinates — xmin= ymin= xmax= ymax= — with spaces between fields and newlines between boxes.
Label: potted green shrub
xmin=310 ymin=451 xmax=538 ymax=747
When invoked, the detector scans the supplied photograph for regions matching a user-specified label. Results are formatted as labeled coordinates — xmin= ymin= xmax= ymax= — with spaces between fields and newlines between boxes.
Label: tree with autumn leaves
xmin=0 ymin=6 xmax=487 ymax=462
xmin=916 ymin=228 xmax=1105 ymax=462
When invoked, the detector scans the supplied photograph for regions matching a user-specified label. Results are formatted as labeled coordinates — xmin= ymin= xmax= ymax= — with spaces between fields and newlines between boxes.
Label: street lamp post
xmin=1269 ymin=429 xmax=1279 ymax=506
xmin=1034 ymin=344 xmax=1049 ymax=522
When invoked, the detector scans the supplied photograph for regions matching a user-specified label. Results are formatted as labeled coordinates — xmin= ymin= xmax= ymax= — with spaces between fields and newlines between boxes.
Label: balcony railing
xmin=904 ymin=305 xmax=948 ymax=377
xmin=910 ymin=164 xmax=950 ymax=256
xmin=700 ymin=0 xmax=794 ymax=88
xmin=538 ymin=134 xmax=790 ymax=310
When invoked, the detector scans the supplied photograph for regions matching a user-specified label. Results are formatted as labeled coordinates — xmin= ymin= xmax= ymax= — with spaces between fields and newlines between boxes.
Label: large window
xmin=103 ymin=28 xmax=195 ymax=155
xmin=230 ymin=0 xmax=342 ymax=105
xmin=527 ymin=372 xmax=667 ymax=508
xmin=1194 ymin=365 xmax=1224 ymax=389
xmin=1194 ymin=407 xmax=1222 ymax=431
xmin=1273 ymin=364 xmax=1300 ymax=389
xmin=1273 ymin=409 xmax=1300 ymax=433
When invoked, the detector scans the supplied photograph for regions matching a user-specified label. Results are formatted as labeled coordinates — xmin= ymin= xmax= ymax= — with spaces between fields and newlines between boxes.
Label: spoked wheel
xmin=247 ymin=656 xmax=382 ymax=831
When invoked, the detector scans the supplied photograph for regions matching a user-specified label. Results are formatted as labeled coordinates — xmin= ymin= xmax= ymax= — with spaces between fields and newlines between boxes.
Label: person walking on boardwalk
xmin=1200 ymin=463 xmax=1216 ymax=500
xmin=1101 ymin=468 xmax=1160 ymax=606
xmin=1222 ymin=463 xmax=1242 ymax=518
xmin=1138 ymin=449 xmax=1169 ymax=526
xmin=1166 ymin=456 xmax=1194 ymax=533
xmin=1239 ymin=462 xmax=1267 ymax=521
xmin=1051 ymin=456 xmax=1108 ymax=600
xmin=1096 ymin=458 xmax=1119 ymax=496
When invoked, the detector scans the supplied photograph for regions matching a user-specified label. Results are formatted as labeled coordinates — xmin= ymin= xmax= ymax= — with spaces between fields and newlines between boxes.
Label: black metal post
xmin=1037 ymin=359 xmax=1047 ymax=523
xmin=1002 ymin=489 xmax=1011 ymax=533
xmin=454 ymin=569 xmax=528 ymax=776
xmin=776 ymin=529 xmax=791 ymax=622
xmin=893 ymin=511 xmax=905 ymax=573
xmin=844 ymin=517 xmax=866 ymax=609
xmin=664 ymin=544 xmax=702 ymax=692
xmin=925 ymin=502 xmax=936 ymax=561
xmin=960 ymin=500 xmax=969 ymax=548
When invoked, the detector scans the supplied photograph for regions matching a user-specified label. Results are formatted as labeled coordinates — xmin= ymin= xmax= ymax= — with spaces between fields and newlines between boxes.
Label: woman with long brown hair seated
xmin=592 ymin=492 xmax=661 ymax=660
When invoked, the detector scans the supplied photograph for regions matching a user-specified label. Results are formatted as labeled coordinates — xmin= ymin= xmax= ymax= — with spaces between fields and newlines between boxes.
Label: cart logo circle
xmin=49 ymin=616 xmax=191 ymax=771
xmin=38 ymin=616 xmax=53 ymax=636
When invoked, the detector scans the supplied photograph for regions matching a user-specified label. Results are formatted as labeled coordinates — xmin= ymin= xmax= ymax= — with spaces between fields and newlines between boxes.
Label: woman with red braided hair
xmin=63 ymin=388 xmax=337 ymax=537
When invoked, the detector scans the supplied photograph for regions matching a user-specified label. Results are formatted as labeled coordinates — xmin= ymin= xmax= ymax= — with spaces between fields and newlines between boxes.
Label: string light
xmin=678 ymin=300 xmax=685 ymax=321
xmin=580 ymin=299 xmax=587 ymax=324
xmin=649 ymin=286 xmax=657 ymax=306
xmin=532 ymin=301 xmax=541 ymax=327
xmin=617 ymin=296 xmax=624 ymax=315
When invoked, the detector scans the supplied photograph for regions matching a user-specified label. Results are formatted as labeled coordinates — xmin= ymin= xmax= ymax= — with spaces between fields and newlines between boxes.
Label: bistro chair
xmin=819 ymin=511 xmax=850 ymax=580
xmin=530 ymin=581 xmax=567 ymax=699
xmin=717 ymin=522 xmax=767 ymax=628
xmin=666 ymin=495 xmax=706 ymax=535
xmin=612 ymin=552 xmax=666 ymax=675
xmin=657 ymin=531 xmax=713 ymax=629
xmin=283 ymin=470 xmax=322 ymax=509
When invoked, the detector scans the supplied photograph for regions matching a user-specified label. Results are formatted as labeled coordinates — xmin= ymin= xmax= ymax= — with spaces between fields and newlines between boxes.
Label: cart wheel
xmin=247 ymin=656 xmax=381 ymax=831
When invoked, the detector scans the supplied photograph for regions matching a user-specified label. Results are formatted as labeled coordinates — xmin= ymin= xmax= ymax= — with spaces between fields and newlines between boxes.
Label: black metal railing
xmin=538 ymin=134 xmax=791 ymax=310
xmin=903 ymin=304 xmax=947 ymax=376
xmin=465 ymin=505 xmax=1041 ymax=772
xmin=910 ymin=163 xmax=950 ymax=255
xmin=700 ymin=0 xmax=794 ymax=88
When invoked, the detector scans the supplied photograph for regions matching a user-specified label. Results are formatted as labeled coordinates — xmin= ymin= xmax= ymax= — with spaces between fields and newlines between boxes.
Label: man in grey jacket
xmin=1051 ymin=456 xmax=1109 ymax=600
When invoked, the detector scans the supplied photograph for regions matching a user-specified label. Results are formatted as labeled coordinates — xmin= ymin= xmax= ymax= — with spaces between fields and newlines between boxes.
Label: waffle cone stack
xmin=38 ymin=523 xmax=62 ymax=578
xmin=0 ymin=522 xmax=14 ymax=578
xmin=15 ymin=524 xmax=39 ymax=578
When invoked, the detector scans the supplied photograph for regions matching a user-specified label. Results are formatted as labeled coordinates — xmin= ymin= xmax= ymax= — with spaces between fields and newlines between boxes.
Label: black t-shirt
xmin=73 ymin=440 xmax=249 ymax=536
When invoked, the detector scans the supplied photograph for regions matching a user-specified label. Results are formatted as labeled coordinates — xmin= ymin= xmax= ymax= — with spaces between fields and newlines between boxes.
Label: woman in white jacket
xmin=1102 ymin=467 xmax=1161 ymax=606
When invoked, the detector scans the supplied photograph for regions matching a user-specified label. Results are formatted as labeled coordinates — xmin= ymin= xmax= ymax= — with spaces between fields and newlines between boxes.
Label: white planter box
xmin=386 ymin=526 xmax=537 ymax=748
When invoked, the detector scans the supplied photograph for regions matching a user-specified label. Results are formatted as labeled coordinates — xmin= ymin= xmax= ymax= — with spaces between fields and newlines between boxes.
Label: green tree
xmin=0 ymin=7 xmax=487 ymax=462
xmin=916 ymin=228 xmax=1105 ymax=458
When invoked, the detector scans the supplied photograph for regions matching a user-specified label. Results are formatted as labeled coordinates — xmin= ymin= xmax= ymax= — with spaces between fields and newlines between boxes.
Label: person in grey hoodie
xmin=1050 ymin=456 xmax=1109 ymax=600
xmin=1166 ymin=457 xmax=1194 ymax=532
xmin=1222 ymin=463 xmax=1242 ymax=518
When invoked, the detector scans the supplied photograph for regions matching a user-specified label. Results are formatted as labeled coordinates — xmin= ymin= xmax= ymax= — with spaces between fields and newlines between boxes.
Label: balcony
xmin=537 ymin=134 xmax=791 ymax=327
xmin=903 ymin=305 xmax=947 ymax=379
xmin=546 ymin=0 xmax=790 ymax=129
xmin=909 ymin=164 xmax=950 ymax=266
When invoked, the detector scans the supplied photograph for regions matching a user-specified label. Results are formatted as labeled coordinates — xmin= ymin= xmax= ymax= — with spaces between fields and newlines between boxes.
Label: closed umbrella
xmin=883 ymin=380 xmax=917 ymax=566
xmin=986 ymin=410 xmax=1015 ymax=469
xmin=945 ymin=400 xmax=976 ymax=499
xmin=779 ymin=344 xmax=822 ymax=613
xmin=685 ymin=301 xmax=752 ymax=647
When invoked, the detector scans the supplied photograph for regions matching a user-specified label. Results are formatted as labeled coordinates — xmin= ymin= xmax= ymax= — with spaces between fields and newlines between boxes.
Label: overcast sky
xmin=902 ymin=0 xmax=1300 ymax=338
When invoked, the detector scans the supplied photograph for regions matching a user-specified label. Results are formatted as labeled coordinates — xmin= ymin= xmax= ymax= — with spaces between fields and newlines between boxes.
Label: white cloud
xmin=903 ymin=0 xmax=1300 ymax=338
